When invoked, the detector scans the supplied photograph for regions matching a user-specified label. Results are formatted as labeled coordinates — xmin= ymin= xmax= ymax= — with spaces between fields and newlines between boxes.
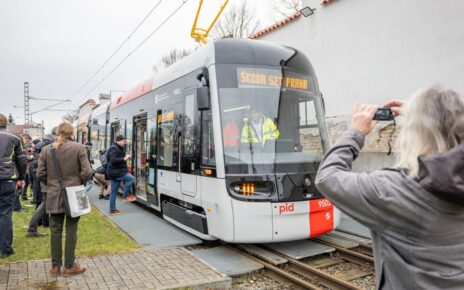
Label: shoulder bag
xmin=50 ymin=147 xmax=91 ymax=218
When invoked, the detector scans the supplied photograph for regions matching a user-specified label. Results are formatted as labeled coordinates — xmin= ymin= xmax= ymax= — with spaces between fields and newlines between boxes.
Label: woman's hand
xmin=384 ymin=99 xmax=405 ymax=117
xmin=352 ymin=104 xmax=378 ymax=136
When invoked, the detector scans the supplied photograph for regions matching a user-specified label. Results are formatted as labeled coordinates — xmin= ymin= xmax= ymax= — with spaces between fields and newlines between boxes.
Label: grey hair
xmin=396 ymin=85 xmax=464 ymax=178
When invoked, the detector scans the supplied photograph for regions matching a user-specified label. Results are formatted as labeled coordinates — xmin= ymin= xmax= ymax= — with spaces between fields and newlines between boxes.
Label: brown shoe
xmin=49 ymin=267 xmax=61 ymax=276
xmin=63 ymin=263 xmax=86 ymax=277
xmin=121 ymin=197 xmax=133 ymax=203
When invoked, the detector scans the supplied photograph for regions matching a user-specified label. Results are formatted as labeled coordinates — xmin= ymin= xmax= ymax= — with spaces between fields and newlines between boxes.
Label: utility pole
xmin=24 ymin=82 xmax=30 ymax=134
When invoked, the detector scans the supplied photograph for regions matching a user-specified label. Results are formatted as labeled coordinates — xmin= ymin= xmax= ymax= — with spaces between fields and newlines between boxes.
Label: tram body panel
xmin=157 ymin=170 xmax=183 ymax=202
xmin=232 ymin=199 xmax=273 ymax=243
xmin=200 ymin=177 xmax=234 ymax=242
xmin=272 ymin=200 xmax=310 ymax=242
xmin=181 ymin=176 xmax=202 ymax=206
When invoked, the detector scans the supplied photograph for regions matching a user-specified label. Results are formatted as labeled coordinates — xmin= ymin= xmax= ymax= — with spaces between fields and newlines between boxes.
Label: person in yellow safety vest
xmin=240 ymin=108 xmax=280 ymax=145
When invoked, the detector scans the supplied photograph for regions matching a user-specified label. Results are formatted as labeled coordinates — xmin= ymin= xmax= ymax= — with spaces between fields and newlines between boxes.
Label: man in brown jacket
xmin=37 ymin=123 xmax=92 ymax=276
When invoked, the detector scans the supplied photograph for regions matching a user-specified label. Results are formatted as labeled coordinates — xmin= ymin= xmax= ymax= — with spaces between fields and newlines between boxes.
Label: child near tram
xmin=106 ymin=135 xmax=135 ymax=215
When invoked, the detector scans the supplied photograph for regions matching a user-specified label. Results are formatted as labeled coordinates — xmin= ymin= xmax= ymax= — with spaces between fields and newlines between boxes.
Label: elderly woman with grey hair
xmin=315 ymin=85 xmax=464 ymax=289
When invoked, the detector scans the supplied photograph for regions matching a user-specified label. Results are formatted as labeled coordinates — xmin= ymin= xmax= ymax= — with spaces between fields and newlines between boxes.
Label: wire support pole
xmin=24 ymin=82 xmax=30 ymax=129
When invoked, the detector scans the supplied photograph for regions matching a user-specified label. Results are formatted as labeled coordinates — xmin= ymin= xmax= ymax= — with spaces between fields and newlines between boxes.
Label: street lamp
xmin=300 ymin=0 xmax=316 ymax=17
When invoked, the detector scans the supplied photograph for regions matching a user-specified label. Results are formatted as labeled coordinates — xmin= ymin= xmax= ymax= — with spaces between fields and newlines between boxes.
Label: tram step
xmin=162 ymin=201 xmax=209 ymax=235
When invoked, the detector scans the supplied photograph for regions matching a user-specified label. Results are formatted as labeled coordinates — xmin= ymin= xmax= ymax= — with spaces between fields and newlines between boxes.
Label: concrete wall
xmin=255 ymin=0 xmax=464 ymax=170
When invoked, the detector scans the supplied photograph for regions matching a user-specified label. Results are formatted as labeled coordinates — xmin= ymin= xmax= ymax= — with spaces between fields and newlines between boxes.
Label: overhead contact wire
xmin=71 ymin=0 xmax=164 ymax=100
xmin=82 ymin=0 xmax=190 ymax=98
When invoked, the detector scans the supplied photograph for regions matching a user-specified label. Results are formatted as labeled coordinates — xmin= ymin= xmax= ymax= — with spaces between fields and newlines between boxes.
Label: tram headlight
xmin=304 ymin=176 xmax=312 ymax=187
xmin=230 ymin=181 xmax=274 ymax=198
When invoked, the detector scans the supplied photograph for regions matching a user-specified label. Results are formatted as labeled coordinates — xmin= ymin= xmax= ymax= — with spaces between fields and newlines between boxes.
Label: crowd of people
xmin=0 ymin=116 xmax=135 ymax=277
xmin=0 ymin=84 xmax=463 ymax=288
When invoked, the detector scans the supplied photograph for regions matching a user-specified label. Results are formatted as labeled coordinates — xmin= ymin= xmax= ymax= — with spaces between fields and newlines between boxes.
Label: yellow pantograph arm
xmin=191 ymin=0 xmax=229 ymax=44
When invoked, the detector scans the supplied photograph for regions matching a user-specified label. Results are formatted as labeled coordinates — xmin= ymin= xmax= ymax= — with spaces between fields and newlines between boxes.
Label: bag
xmin=50 ymin=147 xmax=91 ymax=218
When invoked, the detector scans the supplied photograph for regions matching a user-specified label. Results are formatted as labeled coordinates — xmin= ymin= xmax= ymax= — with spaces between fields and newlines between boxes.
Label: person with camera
xmin=0 ymin=113 xmax=26 ymax=258
xmin=315 ymin=85 xmax=464 ymax=289
xmin=106 ymin=135 xmax=135 ymax=216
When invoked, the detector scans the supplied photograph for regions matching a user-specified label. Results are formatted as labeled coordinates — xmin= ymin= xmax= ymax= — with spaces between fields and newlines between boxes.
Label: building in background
xmin=7 ymin=123 xmax=44 ymax=140
xmin=76 ymin=98 xmax=97 ymax=144
xmin=250 ymin=0 xmax=464 ymax=170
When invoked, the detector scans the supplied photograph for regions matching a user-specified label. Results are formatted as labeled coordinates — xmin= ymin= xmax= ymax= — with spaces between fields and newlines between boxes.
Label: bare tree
xmin=161 ymin=48 xmax=192 ymax=67
xmin=271 ymin=0 xmax=302 ymax=19
xmin=7 ymin=113 xmax=14 ymax=125
xmin=211 ymin=0 xmax=260 ymax=40
xmin=62 ymin=112 xmax=78 ymax=123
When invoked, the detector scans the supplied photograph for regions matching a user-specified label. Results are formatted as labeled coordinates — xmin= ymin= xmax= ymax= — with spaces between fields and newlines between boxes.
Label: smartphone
xmin=373 ymin=108 xmax=394 ymax=121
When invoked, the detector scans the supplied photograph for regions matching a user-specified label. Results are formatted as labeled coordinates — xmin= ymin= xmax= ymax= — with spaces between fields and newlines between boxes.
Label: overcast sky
xmin=0 ymin=0 xmax=280 ymax=132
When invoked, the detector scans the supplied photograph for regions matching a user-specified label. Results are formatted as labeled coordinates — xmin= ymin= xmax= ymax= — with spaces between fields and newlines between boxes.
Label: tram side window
xmin=201 ymin=110 xmax=215 ymax=167
xmin=182 ymin=94 xmax=199 ymax=173
xmin=299 ymin=100 xmax=323 ymax=153
xmin=126 ymin=121 xmax=133 ymax=172
xmin=158 ymin=111 xmax=175 ymax=168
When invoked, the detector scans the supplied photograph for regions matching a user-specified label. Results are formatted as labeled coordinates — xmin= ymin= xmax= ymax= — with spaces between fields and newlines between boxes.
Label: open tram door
xmin=133 ymin=113 xmax=149 ymax=202
xmin=145 ymin=110 xmax=162 ymax=209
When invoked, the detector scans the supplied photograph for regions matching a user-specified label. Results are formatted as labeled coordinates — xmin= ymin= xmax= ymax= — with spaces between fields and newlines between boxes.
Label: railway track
xmin=226 ymin=234 xmax=376 ymax=290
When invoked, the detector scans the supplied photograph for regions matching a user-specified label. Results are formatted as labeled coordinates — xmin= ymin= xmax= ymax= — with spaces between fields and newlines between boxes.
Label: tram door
xmin=179 ymin=93 xmax=198 ymax=197
xmin=133 ymin=114 xmax=148 ymax=201
xmin=110 ymin=122 xmax=121 ymax=143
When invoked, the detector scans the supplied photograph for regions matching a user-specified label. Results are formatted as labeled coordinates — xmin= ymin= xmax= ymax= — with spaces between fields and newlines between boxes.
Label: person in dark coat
xmin=315 ymin=85 xmax=464 ymax=289
xmin=26 ymin=134 xmax=55 ymax=237
xmin=37 ymin=122 xmax=92 ymax=277
xmin=0 ymin=113 xmax=26 ymax=258
xmin=106 ymin=135 xmax=134 ymax=215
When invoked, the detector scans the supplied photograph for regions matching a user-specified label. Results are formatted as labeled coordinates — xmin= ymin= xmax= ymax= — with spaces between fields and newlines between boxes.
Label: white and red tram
xmin=82 ymin=39 xmax=340 ymax=243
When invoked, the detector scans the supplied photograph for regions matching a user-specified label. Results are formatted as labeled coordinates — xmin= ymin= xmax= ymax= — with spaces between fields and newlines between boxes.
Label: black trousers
xmin=50 ymin=214 xmax=80 ymax=269
xmin=0 ymin=181 xmax=16 ymax=255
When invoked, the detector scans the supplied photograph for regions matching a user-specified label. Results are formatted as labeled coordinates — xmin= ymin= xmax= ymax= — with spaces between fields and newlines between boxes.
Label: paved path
xmin=88 ymin=187 xmax=202 ymax=250
xmin=1 ymin=248 xmax=231 ymax=290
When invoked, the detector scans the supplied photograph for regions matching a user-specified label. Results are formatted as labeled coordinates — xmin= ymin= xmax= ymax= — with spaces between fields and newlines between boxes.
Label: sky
xmin=0 ymin=0 xmax=283 ymax=133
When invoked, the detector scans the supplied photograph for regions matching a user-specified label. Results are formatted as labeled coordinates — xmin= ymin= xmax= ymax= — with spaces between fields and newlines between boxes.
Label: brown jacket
xmin=37 ymin=139 xmax=92 ymax=214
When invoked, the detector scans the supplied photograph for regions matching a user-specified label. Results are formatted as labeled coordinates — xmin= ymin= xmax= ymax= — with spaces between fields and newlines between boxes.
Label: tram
xmin=80 ymin=39 xmax=340 ymax=243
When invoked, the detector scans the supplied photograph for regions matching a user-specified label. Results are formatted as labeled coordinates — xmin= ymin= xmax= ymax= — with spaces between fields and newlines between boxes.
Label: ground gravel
xmin=231 ymin=269 xmax=295 ymax=289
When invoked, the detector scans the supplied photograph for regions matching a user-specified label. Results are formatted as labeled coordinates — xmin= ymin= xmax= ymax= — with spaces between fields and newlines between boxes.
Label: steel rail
xmin=255 ymin=245 xmax=362 ymax=290
xmin=313 ymin=240 xmax=374 ymax=268
xmin=225 ymin=245 xmax=322 ymax=290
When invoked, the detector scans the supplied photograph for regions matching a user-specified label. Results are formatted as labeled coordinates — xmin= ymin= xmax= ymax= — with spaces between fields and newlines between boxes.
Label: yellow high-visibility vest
xmin=240 ymin=117 xmax=280 ymax=144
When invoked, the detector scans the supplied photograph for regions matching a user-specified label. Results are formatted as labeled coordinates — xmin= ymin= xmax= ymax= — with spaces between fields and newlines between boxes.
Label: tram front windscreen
xmin=217 ymin=65 xmax=327 ymax=175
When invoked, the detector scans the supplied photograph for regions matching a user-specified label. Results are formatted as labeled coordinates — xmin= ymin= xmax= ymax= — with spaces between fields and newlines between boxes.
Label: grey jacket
xmin=315 ymin=129 xmax=464 ymax=290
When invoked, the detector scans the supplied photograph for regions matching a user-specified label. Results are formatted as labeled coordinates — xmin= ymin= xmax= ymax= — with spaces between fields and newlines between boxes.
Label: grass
xmin=0 ymin=199 xmax=140 ymax=266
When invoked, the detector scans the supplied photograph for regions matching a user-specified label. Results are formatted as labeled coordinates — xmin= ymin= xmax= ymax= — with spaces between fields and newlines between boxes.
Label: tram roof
xmin=110 ymin=77 xmax=154 ymax=110
xmin=108 ymin=39 xmax=301 ymax=111
xmin=92 ymin=101 xmax=110 ymax=118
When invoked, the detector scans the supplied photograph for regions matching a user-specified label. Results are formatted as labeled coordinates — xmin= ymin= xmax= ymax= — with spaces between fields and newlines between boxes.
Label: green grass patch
xmin=0 ymin=200 xmax=140 ymax=266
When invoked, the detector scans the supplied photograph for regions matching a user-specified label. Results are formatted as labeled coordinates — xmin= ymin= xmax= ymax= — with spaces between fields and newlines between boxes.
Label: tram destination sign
xmin=237 ymin=67 xmax=312 ymax=91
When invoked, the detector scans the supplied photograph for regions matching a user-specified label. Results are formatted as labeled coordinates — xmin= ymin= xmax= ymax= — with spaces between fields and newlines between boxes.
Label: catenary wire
xmin=76 ymin=0 xmax=190 ymax=105
xmin=70 ymin=0 xmax=164 ymax=100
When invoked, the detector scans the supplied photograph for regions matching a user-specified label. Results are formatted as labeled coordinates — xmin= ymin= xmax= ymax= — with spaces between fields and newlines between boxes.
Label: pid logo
xmin=278 ymin=203 xmax=295 ymax=214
